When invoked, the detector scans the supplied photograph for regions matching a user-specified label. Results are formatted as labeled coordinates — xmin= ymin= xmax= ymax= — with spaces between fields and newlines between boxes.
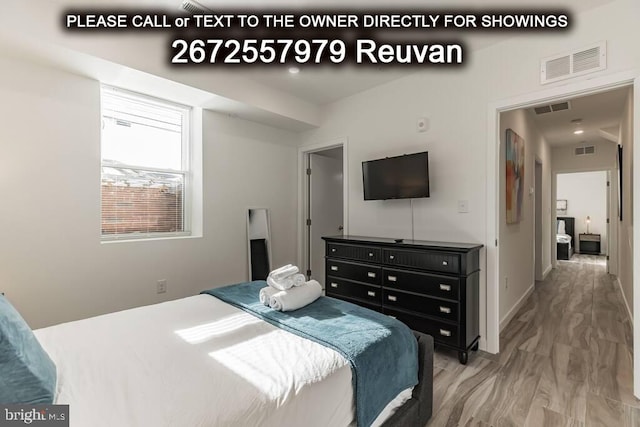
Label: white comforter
xmin=36 ymin=295 xmax=353 ymax=427
xmin=35 ymin=294 xmax=410 ymax=427
xmin=557 ymin=233 xmax=572 ymax=245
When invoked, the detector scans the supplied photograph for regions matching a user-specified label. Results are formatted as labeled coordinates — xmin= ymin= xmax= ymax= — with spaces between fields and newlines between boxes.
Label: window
xmin=100 ymin=86 xmax=191 ymax=240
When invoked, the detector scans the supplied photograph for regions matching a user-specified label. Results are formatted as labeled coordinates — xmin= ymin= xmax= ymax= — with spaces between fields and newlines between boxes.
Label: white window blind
xmin=100 ymin=86 xmax=191 ymax=240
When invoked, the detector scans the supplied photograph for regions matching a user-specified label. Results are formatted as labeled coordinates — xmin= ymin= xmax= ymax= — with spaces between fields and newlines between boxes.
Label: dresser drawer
xmin=383 ymin=249 xmax=460 ymax=274
xmin=327 ymin=243 xmax=382 ymax=263
xmin=384 ymin=307 xmax=459 ymax=347
xmin=326 ymin=260 xmax=382 ymax=285
xmin=326 ymin=278 xmax=382 ymax=306
xmin=382 ymin=289 xmax=458 ymax=322
xmin=383 ymin=268 xmax=459 ymax=300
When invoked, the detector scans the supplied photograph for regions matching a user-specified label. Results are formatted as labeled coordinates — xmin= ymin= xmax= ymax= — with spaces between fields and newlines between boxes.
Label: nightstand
xmin=579 ymin=234 xmax=601 ymax=255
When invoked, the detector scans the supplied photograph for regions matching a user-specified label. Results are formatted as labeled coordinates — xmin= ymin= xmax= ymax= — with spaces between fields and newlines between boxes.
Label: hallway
xmin=427 ymin=256 xmax=639 ymax=426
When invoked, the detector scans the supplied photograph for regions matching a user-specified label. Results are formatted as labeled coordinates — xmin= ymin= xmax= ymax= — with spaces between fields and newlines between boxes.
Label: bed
xmin=2 ymin=283 xmax=433 ymax=427
xmin=557 ymin=216 xmax=575 ymax=260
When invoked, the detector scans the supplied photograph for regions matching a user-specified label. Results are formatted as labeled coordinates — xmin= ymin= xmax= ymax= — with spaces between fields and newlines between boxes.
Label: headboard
xmin=557 ymin=216 xmax=575 ymax=243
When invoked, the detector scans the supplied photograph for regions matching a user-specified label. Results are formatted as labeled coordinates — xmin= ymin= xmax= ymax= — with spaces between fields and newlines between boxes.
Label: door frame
xmin=297 ymin=138 xmax=349 ymax=274
xmin=552 ymin=169 xmax=616 ymax=270
xmin=486 ymin=69 xmax=638 ymax=357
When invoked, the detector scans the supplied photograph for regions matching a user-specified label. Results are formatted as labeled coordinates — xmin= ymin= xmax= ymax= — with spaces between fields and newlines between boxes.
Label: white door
xmin=309 ymin=152 xmax=343 ymax=289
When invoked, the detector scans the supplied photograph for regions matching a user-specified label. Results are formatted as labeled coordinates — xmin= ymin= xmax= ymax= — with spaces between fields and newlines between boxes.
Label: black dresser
xmin=323 ymin=235 xmax=483 ymax=364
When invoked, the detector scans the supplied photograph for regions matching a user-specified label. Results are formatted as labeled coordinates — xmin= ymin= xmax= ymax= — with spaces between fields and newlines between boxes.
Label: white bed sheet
xmin=557 ymin=233 xmax=572 ymax=246
xmin=35 ymin=294 xmax=410 ymax=427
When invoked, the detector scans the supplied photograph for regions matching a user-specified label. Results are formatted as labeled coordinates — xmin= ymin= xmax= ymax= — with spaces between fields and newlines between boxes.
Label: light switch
xmin=457 ymin=200 xmax=469 ymax=213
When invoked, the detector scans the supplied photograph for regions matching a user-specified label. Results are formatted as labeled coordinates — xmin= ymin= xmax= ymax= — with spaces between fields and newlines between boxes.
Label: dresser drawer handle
xmin=331 ymin=266 xmax=339 ymax=271
xmin=367 ymin=272 xmax=376 ymax=278
xmin=388 ymin=275 xmax=397 ymax=282
xmin=387 ymin=295 xmax=397 ymax=302
xmin=439 ymin=329 xmax=452 ymax=337
xmin=368 ymin=252 xmax=374 ymax=257
xmin=330 ymin=283 xmax=338 ymax=288
xmin=442 ymin=260 xmax=449 ymax=266
xmin=331 ymin=248 xmax=336 ymax=252
xmin=439 ymin=284 xmax=451 ymax=291
xmin=367 ymin=291 xmax=376 ymax=297
xmin=389 ymin=255 xmax=395 ymax=260
xmin=439 ymin=306 xmax=451 ymax=314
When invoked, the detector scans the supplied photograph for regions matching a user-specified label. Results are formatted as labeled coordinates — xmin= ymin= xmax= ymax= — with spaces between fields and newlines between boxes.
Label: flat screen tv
xmin=362 ymin=152 xmax=430 ymax=200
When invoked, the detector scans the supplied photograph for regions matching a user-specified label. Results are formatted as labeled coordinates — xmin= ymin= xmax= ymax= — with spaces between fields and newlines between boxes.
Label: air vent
xmin=546 ymin=56 xmax=571 ymax=81
xmin=533 ymin=101 xmax=571 ymax=115
xmin=541 ymin=42 xmax=607 ymax=85
xmin=575 ymin=145 xmax=596 ymax=156
xmin=551 ymin=102 xmax=569 ymax=112
xmin=534 ymin=105 xmax=552 ymax=115
xmin=181 ymin=0 xmax=212 ymax=13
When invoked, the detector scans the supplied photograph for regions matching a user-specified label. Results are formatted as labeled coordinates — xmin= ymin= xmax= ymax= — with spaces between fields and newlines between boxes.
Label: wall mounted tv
xmin=362 ymin=151 xmax=430 ymax=200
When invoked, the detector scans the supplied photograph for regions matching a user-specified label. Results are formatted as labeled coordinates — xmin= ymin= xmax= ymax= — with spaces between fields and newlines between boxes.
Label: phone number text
xmin=171 ymin=39 xmax=347 ymax=64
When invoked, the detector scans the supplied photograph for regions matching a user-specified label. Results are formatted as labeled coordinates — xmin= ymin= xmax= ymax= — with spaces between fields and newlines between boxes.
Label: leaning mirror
xmin=247 ymin=208 xmax=272 ymax=281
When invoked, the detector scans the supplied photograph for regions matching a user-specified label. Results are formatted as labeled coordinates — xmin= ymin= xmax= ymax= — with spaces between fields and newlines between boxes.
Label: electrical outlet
xmin=157 ymin=279 xmax=167 ymax=294
xmin=457 ymin=200 xmax=469 ymax=213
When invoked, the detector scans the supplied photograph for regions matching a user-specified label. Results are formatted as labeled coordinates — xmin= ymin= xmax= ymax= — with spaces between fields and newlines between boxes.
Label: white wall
xmin=552 ymin=140 xmax=617 ymax=172
xmin=300 ymin=0 xmax=640 ymax=348
xmin=0 ymin=56 xmax=298 ymax=328
xmin=499 ymin=109 xmax=552 ymax=328
xmin=557 ymin=171 xmax=608 ymax=254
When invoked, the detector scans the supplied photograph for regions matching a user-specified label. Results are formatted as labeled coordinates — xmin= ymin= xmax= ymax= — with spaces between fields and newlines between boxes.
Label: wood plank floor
xmin=426 ymin=255 xmax=640 ymax=427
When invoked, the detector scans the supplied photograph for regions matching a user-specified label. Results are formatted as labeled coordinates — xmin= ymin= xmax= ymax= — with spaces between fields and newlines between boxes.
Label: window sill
xmin=101 ymin=233 xmax=201 ymax=244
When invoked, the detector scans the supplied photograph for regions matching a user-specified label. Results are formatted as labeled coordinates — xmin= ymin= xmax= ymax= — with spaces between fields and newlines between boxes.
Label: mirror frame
xmin=246 ymin=207 xmax=273 ymax=281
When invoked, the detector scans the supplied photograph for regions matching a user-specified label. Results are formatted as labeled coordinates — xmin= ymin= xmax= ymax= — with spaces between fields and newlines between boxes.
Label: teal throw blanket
xmin=202 ymin=281 xmax=418 ymax=427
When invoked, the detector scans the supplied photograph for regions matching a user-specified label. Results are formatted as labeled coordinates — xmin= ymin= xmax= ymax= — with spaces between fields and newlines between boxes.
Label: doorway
xmin=534 ymin=160 xmax=544 ymax=281
xmin=488 ymin=71 xmax=637 ymax=394
xmin=307 ymin=148 xmax=344 ymax=288
xmin=297 ymin=139 xmax=348 ymax=291
xmin=556 ymin=170 xmax=611 ymax=268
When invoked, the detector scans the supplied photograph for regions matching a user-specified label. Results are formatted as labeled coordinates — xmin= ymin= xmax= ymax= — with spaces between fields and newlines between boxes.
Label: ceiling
xmin=15 ymin=0 xmax=621 ymax=132
xmin=529 ymin=86 xmax=629 ymax=147
xmin=189 ymin=0 xmax=617 ymax=104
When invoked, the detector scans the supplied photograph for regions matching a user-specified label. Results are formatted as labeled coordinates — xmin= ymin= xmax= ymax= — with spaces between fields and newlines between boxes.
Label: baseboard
xmin=500 ymin=283 xmax=535 ymax=332
xmin=616 ymin=276 xmax=634 ymax=324
xmin=542 ymin=264 xmax=552 ymax=280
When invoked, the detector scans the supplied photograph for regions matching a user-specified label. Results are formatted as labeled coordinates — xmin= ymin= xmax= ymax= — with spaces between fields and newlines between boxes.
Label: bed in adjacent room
xmin=2 ymin=282 xmax=433 ymax=427
xmin=557 ymin=216 xmax=575 ymax=260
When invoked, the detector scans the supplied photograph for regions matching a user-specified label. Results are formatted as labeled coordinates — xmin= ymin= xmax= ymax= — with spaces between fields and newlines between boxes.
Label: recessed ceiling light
xmin=574 ymin=129 xmax=584 ymax=135
xmin=288 ymin=66 xmax=300 ymax=74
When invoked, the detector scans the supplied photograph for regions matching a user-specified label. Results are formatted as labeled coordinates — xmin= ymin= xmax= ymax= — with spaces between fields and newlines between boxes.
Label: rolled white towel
xmin=290 ymin=274 xmax=306 ymax=287
xmin=259 ymin=287 xmax=279 ymax=306
xmin=269 ymin=264 xmax=299 ymax=281
xmin=267 ymin=273 xmax=306 ymax=291
xmin=269 ymin=280 xmax=323 ymax=312
xmin=267 ymin=276 xmax=290 ymax=291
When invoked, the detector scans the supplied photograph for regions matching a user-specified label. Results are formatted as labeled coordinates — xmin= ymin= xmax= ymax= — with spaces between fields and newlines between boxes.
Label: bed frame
xmin=557 ymin=216 xmax=575 ymax=260
xmin=382 ymin=331 xmax=434 ymax=426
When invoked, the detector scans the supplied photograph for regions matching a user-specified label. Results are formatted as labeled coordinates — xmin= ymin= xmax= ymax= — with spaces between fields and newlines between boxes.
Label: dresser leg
xmin=471 ymin=342 xmax=479 ymax=352
xmin=458 ymin=351 xmax=468 ymax=365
